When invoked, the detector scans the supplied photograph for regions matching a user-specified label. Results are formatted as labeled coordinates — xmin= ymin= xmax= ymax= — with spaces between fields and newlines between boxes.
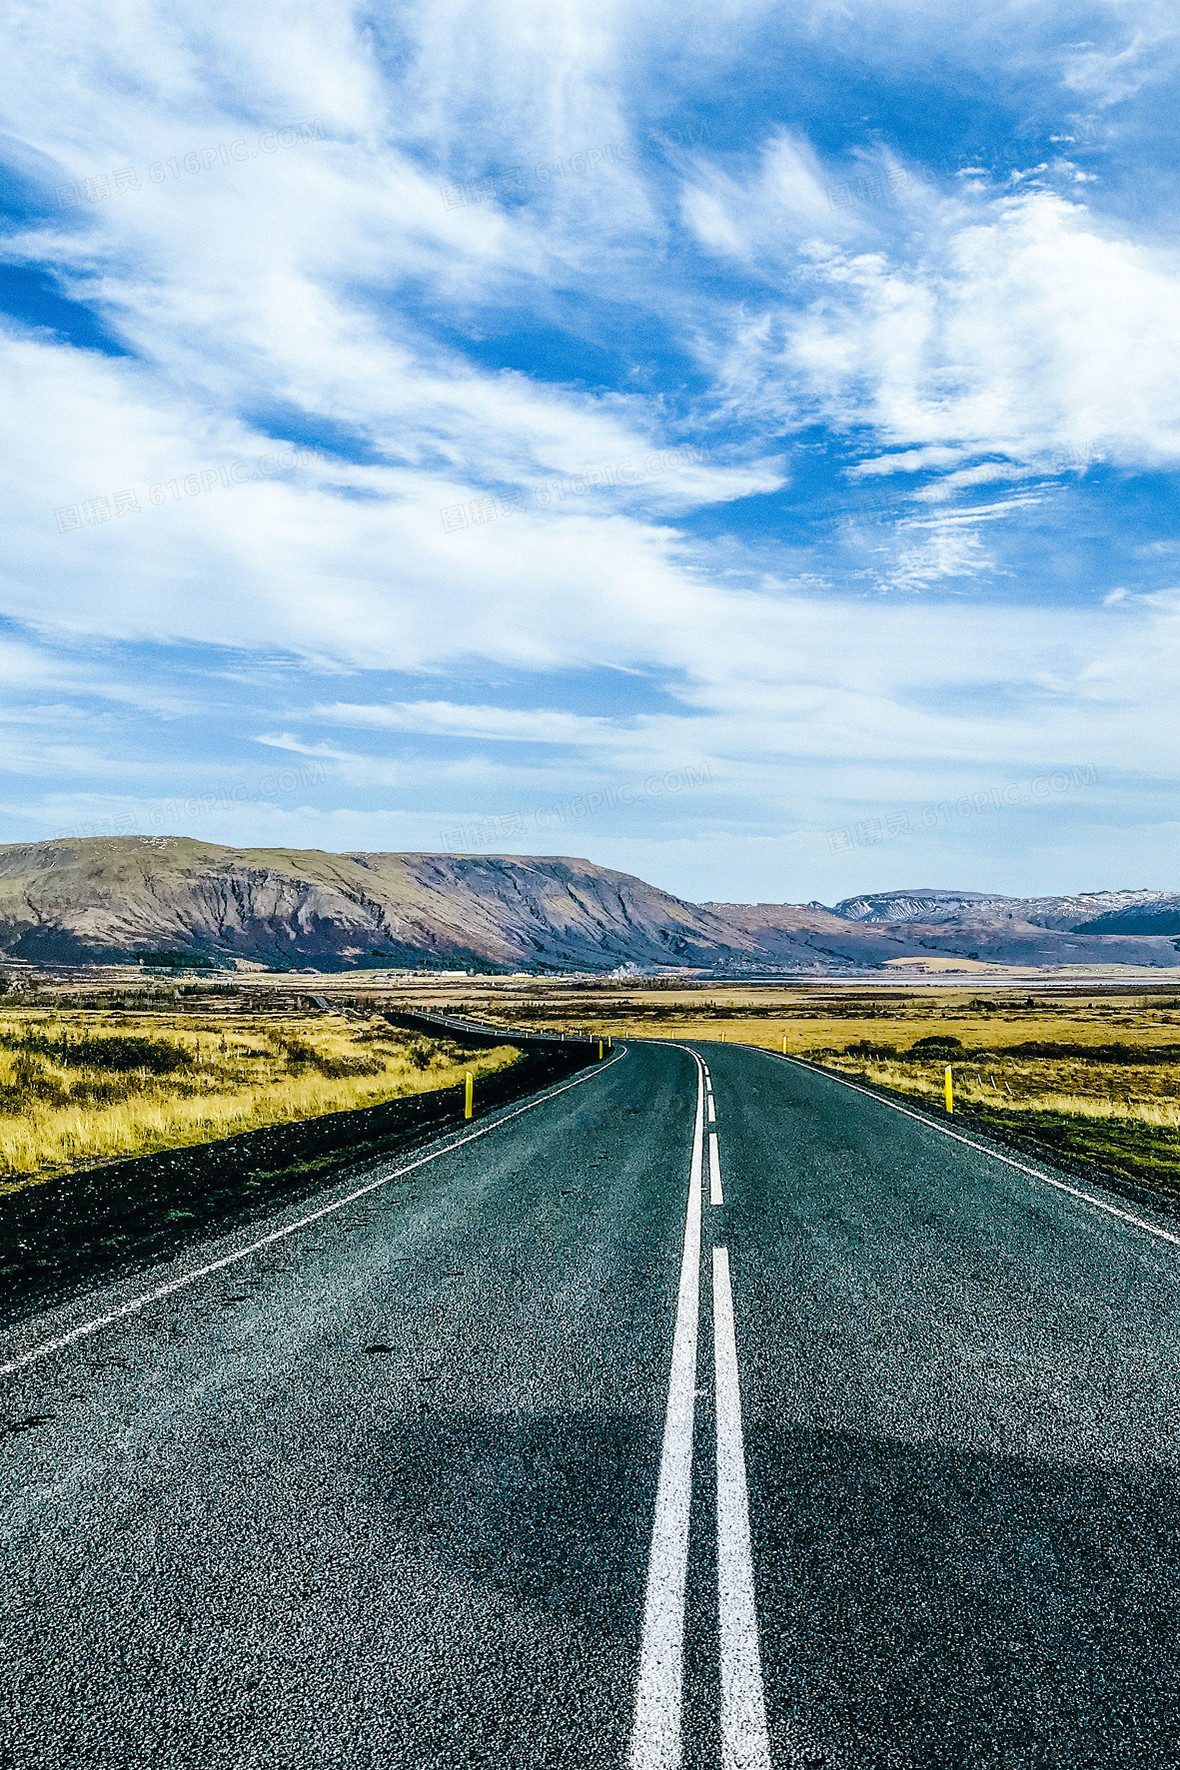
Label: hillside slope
xmin=0 ymin=839 xmax=755 ymax=972
xmin=0 ymin=841 xmax=1176 ymax=973
xmin=832 ymin=886 xmax=1180 ymax=936
xmin=713 ymin=888 xmax=1180 ymax=969
xmin=697 ymin=901 xmax=915 ymax=969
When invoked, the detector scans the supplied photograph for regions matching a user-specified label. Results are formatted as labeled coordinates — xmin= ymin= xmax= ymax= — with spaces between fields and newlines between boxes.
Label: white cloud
xmin=912 ymin=464 xmax=1036 ymax=501
xmin=695 ymin=180 xmax=1180 ymax=472
xmin=1 ymin=0 xmax=1179 ymax=892
xmin=1060 ymin=21 xmax=1178 ymax=104
xmin=314 ymin=700 xmax=622 ymax=745
xmin=847 ymin=447 xmax=966 ymax=477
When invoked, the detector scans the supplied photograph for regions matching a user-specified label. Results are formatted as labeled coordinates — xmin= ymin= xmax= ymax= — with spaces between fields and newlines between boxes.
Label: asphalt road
xmin=3 ymin=1040 xmax=1180 ymax=1768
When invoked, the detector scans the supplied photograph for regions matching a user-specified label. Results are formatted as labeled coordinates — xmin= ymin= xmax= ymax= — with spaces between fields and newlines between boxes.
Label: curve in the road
xmin=3 ymin=1037 xmax=1180 ymax=1768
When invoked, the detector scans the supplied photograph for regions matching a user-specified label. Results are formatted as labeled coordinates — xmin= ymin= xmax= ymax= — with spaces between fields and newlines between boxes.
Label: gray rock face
xmin=0 ymin=840 xmax=1175 ymax=973
xmin=829 ymin=886 xmax=1180 ymax=936
xmin=832 ymin=890 xmax=1013 ymax=924
xmin=0 ymin=839 xmax=755 ymax=972
xmin=819 ymin=886 xmax=1180 ymax=957
xmin=1018 ymin=891 xmax=1180 ymax=935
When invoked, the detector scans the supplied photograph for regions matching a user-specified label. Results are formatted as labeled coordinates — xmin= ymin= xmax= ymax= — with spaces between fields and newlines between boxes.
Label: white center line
xmin=713 ymin=1246 xmax=771 ymax=1770
xmin=707 ymin=1093 xmax=716 ymax=1125
xmin=708 ymin=1130 xmax=724 ymax=1206
xmin=629 ymin=1052 xmax=705 ymax=1770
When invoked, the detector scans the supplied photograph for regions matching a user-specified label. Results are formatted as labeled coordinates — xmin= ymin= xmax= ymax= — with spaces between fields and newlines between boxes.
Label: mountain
xmin=0 ymin=839 xmax=1176 ymax=974
xmin=831 ymin=889 xmax=1012 ymax=924
xmin=695 ymin=900 xmax=915 ymax=970
xmin=831 ymin=886 xmax=1180 ymax=935
xmin=1008 ymin=890 xmax=1180 ymax=936
xmin=714 ymin=887 xmax=1180 ymax=970
xmin=0 ymin=838 xmax=755 ymax=972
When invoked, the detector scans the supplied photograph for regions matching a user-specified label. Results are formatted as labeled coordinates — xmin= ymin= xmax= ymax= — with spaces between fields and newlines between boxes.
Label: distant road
xmin=3 ymin=1042 xmax=1179 ymax=1767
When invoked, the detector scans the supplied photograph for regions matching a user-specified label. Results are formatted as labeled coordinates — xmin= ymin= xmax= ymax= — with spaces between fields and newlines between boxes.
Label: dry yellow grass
xmin=819 ymin=1053 xmax=1180 ymax=1126
xmin=584 ymin=1002 xmax=1180 ymax=1125
xmin=0 ymin=1009 xmax=517 ymax=1188
xmin=453 ymin=986 xmax=1179 ymax=1089
xmin=12 ymin=975 xmax=1179 ymax=1192
xmin=404 ymin=979 xmax=1180 ymax=1190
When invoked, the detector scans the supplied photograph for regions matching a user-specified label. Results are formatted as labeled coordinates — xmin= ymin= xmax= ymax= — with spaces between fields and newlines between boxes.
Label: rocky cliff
xmin=0 ymin=839 xmax=752 ymax=971
xmin=0 ymin=840 xmax=1176 ymax=973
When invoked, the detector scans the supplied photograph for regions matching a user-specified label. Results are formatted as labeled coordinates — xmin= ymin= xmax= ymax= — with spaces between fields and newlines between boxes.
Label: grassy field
xmin=0 ymin=1004 xmax=517 ymax=1191
xmin=11 ymin=969 xmax=1180 ymax=1200
xmin=390 ymin=979 xmax=1180 ymax=1197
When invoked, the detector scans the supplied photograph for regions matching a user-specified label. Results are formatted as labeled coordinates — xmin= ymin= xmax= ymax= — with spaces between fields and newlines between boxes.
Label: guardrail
xmin=384 ymin=1008 xmax=600 ymax=1048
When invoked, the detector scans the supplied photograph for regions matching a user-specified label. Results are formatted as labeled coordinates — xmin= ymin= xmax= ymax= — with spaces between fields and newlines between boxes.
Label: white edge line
xmin=759 ymin=1047 xmax=1180 ymax=1250
xmin=628 ymin=1045 xmax=705 ymax=1770
xmin=1 ymin=1046 xmax=631 ymax=1381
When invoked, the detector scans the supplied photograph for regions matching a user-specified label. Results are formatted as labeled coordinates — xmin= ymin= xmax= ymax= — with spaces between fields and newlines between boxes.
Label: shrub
xmin=0 ymin=1031 xmax=192 ymax=1074
xmin=909 ymin=1035 xmax=964 ymax=1056
xmin=0 ymin=1053 xmax=70 ymax=1108
xmin=277 ymin=1035 xmax=320 ymax=1069
xmin=309 ymin=1054 xmax=384 ymax=1079
xmin=1002 ymin=1039 xmax=1180 ymax=1064
xmin=277 ymin=1035 xmax=383 ymax=1078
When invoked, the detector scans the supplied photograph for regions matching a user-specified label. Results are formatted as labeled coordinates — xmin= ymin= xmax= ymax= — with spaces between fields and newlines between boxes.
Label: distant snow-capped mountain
xmin=0 ymin=841 xmax=1176 ymax=974
xmin=832 ymin=890 xmax=1012 ymax=924
xmin=830 ymin=887 xmax=1180 ymax=936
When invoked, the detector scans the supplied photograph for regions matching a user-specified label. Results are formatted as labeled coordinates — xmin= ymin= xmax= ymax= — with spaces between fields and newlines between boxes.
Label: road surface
xmin=3 ymin=1040 xmax=1179 ymax=1768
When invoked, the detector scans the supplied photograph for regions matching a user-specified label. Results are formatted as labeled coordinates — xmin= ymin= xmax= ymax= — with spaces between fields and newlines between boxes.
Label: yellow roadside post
xmin=781 ymin=1033 xmax=787 ymax=1054
xmin=464 ymin=1070 xmax=474 ymax=1119
xmin=721 ymin=1031 xmax=726 ymax=1043
xmin=598 ymin=1040 xmax=604 ymax=1060
xmin=944 ymin=1065 xmax=954 ymax=1113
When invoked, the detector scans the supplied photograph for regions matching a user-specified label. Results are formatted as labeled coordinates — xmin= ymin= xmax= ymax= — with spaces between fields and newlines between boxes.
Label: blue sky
xmin=1 ymin=0 xmax=1178 ymax=903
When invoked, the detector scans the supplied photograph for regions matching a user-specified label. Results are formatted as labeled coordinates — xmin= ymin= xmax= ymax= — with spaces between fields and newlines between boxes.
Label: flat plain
xmin=7 ymin=969 xmax=1180 ymax=1200
xmin=0 ymin=983 xmax=515 ymax=1190
xmin=369 ymin=975 xmax=1180 ymax=1198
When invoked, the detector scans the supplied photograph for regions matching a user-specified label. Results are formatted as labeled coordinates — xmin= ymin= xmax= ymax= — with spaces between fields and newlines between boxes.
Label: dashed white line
xmin=707 ymin=1093 xmax=716 ymax=1125
xmin=713 ymin=1246 xmax=771 ymax=1770
xmin=709 ymin=1130 xmax=724 ymax=1206
xmin=0 ymin=1047 xmax=630 ymax=1382
xmin=629 ymin=1052 xmax=705 ymax=1770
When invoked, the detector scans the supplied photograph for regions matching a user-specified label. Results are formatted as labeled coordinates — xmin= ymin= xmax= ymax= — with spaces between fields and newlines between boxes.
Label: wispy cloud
xmin=0 ymin=0 xmax=1178 ymax=899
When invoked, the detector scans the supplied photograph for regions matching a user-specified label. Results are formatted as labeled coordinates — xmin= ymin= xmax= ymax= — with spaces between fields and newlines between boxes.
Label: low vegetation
xmin=0 ymin=1006 xmax=517 ymax=1191
xmin=389 ymin=978 xmax=1180 ymax=1197
xmin=814 ymin=1032 xmax=1180 ymax=1195
xmin=13 ymin=969 xmax=1180 ymax=1199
